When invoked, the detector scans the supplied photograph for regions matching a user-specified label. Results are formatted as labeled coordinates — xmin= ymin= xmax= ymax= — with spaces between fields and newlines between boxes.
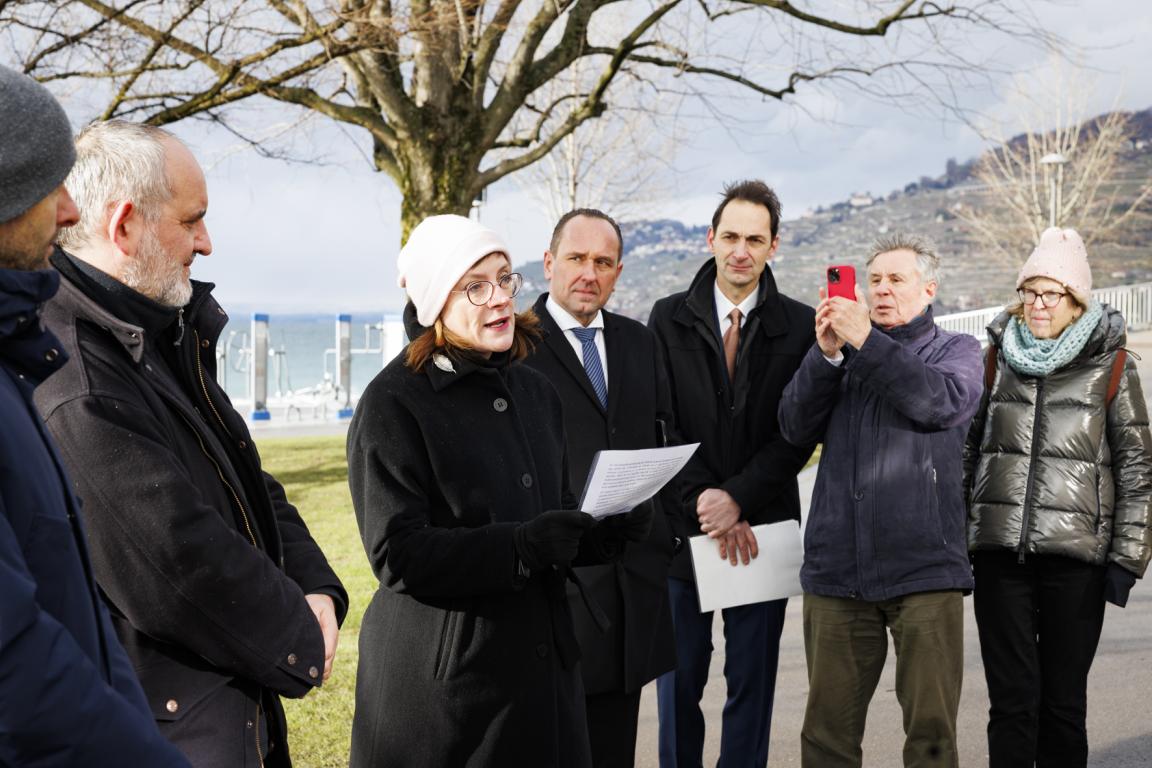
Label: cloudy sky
xmin=31 ymin=0 xmax=1152 ymax=312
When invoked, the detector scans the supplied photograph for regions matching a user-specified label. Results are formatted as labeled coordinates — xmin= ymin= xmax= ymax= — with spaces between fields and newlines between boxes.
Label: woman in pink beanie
xmin=965 ymin=227 xmax=1152 ymax=767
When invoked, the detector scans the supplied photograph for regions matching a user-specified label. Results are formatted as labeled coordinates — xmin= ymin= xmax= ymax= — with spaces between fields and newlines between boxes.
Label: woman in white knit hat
xmin=964 ymin=227 xmax=1151 ymax=767
xmin=346 ymin=214 xmax=631 ymax=767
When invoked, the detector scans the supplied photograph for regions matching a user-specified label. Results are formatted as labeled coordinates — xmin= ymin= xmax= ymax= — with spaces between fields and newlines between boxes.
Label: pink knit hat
xmin=1016 ymin=227 xmax=1092 ymax=307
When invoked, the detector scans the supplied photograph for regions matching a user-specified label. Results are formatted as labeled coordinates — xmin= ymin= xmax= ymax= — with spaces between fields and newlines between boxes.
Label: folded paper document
xmin=689 ymin=521 xmax=804 ymax=612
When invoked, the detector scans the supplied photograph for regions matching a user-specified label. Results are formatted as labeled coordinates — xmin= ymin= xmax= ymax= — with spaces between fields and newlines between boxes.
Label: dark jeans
xmin=800 ymin=591 xmax=964 ymax=768
xmin=972 ymin=551 xmax=1107 ymax=768
xmin=656 ymin=577 xmax=787 ymax=768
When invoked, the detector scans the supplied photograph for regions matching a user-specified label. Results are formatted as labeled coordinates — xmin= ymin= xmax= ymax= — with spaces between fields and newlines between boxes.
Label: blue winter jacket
xmin=0 ymin=266 xmax=189 ymax=766
xmin=778 ymin=307 xmax=983 ymax=600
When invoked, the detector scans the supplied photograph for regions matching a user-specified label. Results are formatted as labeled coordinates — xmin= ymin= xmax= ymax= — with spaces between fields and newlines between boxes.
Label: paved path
xmin=631 ymin=329 xmax=1152 ymax=767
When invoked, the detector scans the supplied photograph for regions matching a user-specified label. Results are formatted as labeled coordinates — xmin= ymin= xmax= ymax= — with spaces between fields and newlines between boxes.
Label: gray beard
xmin=121 ymin=227 xmax=192 ymax=308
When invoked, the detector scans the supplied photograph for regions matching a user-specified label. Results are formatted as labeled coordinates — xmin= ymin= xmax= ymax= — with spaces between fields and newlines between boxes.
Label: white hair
xmin=58 ymin=120 xmax=173 ymax=250
xmin=867 ymin=232 xmax=940 ymax=286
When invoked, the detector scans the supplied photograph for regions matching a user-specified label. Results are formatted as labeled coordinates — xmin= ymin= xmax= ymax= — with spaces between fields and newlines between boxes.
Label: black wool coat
xmin=36 ymin=255 xmax=347 ymax=768
xmin=347 ymin=334 xmax=593 ymax=768
xmin=522 ymin=293 xmax=678 ymax=695
xmin=648 ymin=260 xmax=817 ymax=581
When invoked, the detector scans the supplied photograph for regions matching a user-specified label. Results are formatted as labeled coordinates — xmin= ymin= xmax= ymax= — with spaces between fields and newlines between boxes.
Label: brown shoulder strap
xmin=1107 ymin=349 xmax=1128 ymax=407
xmin=984 ymin=344 xmax=998 ymax=392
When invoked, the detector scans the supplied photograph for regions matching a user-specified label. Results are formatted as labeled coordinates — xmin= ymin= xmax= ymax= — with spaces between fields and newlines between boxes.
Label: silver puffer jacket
xmin=965 ymin=306 xmax=1152 ymax=577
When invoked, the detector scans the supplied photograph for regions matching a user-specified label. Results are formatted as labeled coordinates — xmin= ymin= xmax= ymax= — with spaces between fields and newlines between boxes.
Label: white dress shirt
xmin=545 ymin=295 xmax=609 ymax=390
xmin=713 ymin=282 xmax=759 ymax=338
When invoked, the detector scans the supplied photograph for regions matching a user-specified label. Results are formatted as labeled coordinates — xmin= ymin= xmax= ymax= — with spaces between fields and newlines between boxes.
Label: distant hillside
xmin=522 ymin=108 xmax=1152 ymax=321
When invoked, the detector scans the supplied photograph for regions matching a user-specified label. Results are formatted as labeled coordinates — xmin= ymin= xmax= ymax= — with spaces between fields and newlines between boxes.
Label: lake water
xmin=216 ymin=312 xmax=405 ymax=404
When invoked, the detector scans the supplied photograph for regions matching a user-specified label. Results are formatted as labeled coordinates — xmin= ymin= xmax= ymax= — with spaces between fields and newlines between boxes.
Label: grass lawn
xmin=259 ymin=434 xmax=373 ymax=768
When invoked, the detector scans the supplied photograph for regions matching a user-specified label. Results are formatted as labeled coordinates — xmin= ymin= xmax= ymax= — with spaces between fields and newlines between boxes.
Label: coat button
xmin=287 ymin=653 xmax=298 ymax=665
xmin=239 ymin=440 xmax=248 ymax=449
xmin=165 ymin=699 xmax=179 ymax=713
xmin=493 ymin=398 xmax=508 ymax=412
xmin=246 ymin=720 xmax=254 ymax=729
xmin=854 ymin=491 xmax=864 ymax=501
xmin=535 ymin=644 xmax=548 ymax=658
xmin=201 ymin=338 xmax=211 ymax=349
xmin=521 ymin=473 xmax=533 ymax=489
xmin=308 ymin=666 xmax=319 ymax=679
xmin=44 ymin=348 xmax=59 ymax=362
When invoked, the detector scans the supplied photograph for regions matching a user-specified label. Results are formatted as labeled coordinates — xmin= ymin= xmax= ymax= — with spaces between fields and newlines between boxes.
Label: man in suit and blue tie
xmin=525 ymin=209 xmax=681 ymax=767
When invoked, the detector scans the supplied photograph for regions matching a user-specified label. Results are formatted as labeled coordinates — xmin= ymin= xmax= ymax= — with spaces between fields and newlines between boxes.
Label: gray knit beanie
xmin=0 ymin=64 xmax=76 ymax=223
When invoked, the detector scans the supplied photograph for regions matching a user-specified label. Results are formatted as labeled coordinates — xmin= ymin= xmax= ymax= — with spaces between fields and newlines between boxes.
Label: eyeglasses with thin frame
xmin=451 ymin=272 xmax=523 ymax=306
xmin=1018 ymin=288 xmax=1067 ymax=308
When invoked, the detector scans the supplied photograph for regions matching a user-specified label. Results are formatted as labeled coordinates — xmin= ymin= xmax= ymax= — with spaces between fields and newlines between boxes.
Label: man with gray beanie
xmin=0 ymin=64 xmax=191 ymax=765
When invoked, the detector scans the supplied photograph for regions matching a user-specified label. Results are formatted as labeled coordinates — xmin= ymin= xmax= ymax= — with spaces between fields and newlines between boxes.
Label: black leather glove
xmin=601 ymin=501 xmax=655 ymax=543
xmin=514 ymin=510 xmax=594 ymax=571
xmin=1104 ymin=563 xmax=1136 ymax=608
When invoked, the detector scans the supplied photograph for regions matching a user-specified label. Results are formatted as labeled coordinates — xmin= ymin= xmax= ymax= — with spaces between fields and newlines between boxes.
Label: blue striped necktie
xmin=571 ymin=327 xmax=607 ymax=409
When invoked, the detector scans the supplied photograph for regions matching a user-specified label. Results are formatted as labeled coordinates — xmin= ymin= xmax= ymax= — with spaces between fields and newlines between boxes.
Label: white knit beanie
xmin=1017 ymin=227 xmax=1093 ymax=307
xmin=397 ymin=214 xmax=510 ymax=327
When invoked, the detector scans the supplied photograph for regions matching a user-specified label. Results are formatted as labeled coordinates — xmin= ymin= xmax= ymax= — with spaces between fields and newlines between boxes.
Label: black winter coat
xmin=36 ymin=255 xmax=347 ymax=768
xmin=0 ymin=266 xmax=189 ymax=766
xmin=347 ymin=333 xmax=593 ymax=768
xmin=523 ymin=293 xmax=678 ymax=695
xmin=648 ymin=260 xmax=816 ymax=580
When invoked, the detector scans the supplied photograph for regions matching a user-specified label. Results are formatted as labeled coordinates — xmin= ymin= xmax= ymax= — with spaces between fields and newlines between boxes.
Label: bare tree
xmin=516 ymin=65 xmax=680 ymax=223
xmin=957 ymin=73 xmax=1152 ymax=261
xmin=3 ymin=0 xmax=1056 ymax=238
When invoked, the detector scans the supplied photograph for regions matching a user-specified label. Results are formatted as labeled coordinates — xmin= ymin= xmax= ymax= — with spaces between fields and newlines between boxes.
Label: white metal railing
xmin=937 ymin=281 xmax=1152 ymax=339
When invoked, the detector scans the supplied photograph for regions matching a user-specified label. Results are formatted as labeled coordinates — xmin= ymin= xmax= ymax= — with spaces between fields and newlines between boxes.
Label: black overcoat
xmin=36 ymin=254 xmax=347 ymax=767
xmin=523 ymin=293 xmax=678 ymax=694
xmin=347 ymin=339 xmax=593 ymax=768
xmin=648 ymin=259 xmax=817 ymax=580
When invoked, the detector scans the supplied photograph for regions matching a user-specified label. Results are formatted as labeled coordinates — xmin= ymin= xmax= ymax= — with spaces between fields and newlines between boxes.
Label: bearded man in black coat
xmin=524 ymin=209 xmax=680 ymax=767
xmin=35 ymin=119 xmax=347 ymax=767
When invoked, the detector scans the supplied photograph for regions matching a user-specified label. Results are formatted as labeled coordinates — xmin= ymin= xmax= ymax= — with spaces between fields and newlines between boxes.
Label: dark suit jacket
xmin=648 ymin=259 xmax=817 ymax=581
xmin=524 ymin=293 xmax=679 ymax=694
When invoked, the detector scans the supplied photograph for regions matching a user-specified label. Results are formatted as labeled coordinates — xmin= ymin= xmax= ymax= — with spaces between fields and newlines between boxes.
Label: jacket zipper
xmin=188 ymin=330 xmax=258 ymax=547
xmin=176 ymin=409 xmax=258 ymax=548
xmin=1016 ymin=377 xmax=1046 ymax=563
xmin=255 ymin=701 xmax=264 ymax=768
xmin=1093 ymin=467 xmax=1102 ymax=533
xmin=194 ymin=328 xmax=262 ymax=763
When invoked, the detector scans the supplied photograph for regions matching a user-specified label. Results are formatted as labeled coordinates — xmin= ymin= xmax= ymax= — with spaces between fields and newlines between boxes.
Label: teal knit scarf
xmin=1001 ymin=300 xmax=1103 ymax=377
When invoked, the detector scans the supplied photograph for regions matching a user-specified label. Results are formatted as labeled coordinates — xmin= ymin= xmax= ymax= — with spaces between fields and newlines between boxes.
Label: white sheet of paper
xmin=577 ymin=443 xmax=699 ymax=519
xmin=688 ymin=521 xmax=804 ymax=612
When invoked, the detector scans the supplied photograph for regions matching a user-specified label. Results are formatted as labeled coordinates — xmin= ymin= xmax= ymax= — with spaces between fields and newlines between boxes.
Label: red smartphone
xmin=826 ymin=265 xmax=856 ymax=301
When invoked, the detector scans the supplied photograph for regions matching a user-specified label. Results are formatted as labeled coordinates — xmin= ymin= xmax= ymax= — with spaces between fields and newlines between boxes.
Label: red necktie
xmin=723 ymin=308 xmax=741 ymax=382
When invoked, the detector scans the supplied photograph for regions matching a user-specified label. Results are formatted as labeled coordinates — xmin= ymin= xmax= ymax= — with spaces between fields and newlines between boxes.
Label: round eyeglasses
xmin=1018 ymin=288 xmax=1067 ymax=308
xmin=452 ymin=272 xmax=523 ymax=306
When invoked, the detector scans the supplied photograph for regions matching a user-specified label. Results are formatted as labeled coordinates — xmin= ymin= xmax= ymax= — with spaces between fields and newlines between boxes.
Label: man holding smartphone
xmin=778 ymin=234 xmax=983 ymax=768
xmin=648 ymin=180 xmax=815 ymax=767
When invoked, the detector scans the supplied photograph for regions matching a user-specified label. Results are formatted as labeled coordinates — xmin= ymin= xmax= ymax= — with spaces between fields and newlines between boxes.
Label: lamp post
xmin=1039 ymin=152 xmax=1068 ymax=228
